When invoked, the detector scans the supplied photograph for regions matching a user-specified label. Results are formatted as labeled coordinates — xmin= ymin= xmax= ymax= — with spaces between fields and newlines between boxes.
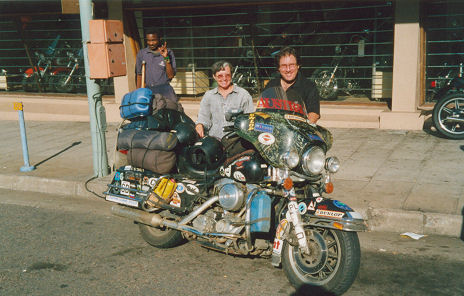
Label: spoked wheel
xmin=282 ymin=228 xmax=361 ymax=296
xmin=432 ymin=92 xmax=464 ymax=139
xmin=312 ymin=68 xmax=338 ymax=100
xmin=50 ymin=73 xmax=75 ymax=93
xmin=138 ymin=223 xmax=185 ymax=249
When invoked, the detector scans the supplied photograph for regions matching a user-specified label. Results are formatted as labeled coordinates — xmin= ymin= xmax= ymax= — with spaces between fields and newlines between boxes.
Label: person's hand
xmin=195 ymin=124 xmax=204 ymax=138
xmin=159 ymin=41 xmax=168 ymax=57
xmin=307 ymin=112 xmax=320 ymax=124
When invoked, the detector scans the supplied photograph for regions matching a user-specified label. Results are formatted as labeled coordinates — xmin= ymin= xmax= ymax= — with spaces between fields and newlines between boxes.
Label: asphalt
xmin=1 ymin=107 xmax=464 ymax=238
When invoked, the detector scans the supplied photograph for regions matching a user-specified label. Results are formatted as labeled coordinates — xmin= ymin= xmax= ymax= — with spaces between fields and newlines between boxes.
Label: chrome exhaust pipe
xmin=111 ymin=205 xmax=163 ymax=227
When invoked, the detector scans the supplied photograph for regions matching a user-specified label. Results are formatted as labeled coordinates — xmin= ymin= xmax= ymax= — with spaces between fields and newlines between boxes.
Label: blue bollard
xmin=14 ymin=102 xmax=35 ymax=172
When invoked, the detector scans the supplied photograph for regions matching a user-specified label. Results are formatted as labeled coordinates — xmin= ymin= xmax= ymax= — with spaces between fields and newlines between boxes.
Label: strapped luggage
xmin=120 ymin=88 xmax=153 ymax=120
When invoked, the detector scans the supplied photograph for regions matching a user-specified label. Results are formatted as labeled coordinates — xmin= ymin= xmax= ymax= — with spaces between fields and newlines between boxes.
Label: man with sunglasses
xmin=135 ymin=29 xmax=176 ymax=96
xmin=264 ymin=46 xmax=320 ymax=123
xmin=195 ymin=60 xmax=254 ymax=139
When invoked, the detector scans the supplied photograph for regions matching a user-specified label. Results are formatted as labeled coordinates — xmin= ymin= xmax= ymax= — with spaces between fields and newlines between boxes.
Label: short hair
xmin=211 ymin=60 xmax=234 ymax=76
xmin=145 ymin=28 xmax=161 ymax=38
xmin=274 ymin=46 xmax=300 ymax=68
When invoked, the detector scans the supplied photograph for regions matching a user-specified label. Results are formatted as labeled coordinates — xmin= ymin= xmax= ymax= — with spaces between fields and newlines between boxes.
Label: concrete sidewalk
xmin=1 ymin=118 xmax=463 ymax=237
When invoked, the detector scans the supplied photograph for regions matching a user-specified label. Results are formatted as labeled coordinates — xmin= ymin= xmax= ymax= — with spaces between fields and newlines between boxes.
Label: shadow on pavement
xmin=422 ymin=116 xmax=451 ymax=139
xmin=33 ymin=141 xmax=81 ymax=168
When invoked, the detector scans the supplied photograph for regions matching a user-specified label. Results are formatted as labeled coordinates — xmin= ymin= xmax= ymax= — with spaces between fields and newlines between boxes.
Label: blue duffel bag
xmin=120 ymin=88 xmax=153 ymax=120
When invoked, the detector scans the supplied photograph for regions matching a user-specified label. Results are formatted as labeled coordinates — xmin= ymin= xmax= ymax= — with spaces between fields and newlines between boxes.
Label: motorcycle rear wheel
xmin=312 ymin=68 xmax=338 ymax=100
xmin=50 ymin=74 xmax=75 ymax=93
xmin=432 ymin=92 xmax=464 ymax=139
xmin=138 ymin=223 xmax=185 ymax=249
xmin=282 ymin=228 xmax=360 ymax=296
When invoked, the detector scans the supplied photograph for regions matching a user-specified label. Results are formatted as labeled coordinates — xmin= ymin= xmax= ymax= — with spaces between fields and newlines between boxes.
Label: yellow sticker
xmin=254 ymin=111 xmax=270 ymax=119
xmin=13 ymin=102 xmax=23 ymax=111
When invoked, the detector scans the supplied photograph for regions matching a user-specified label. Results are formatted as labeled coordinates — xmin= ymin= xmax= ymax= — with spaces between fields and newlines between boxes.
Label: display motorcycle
xmin=49 ymin=47 xmax=84 ymax=93
xmin=431 ymin=70 xmax=464 ymax=139
xmin=105 ymin=87 xmax=367 ymax=295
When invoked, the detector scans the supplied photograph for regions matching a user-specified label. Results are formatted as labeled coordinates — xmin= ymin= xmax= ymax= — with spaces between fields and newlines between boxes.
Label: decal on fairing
xmin=248 ymin=114 xmax=255 ymax=131
xmin=284 ymin=114 xmax=308 ymax=123
xmin=185 ymin=184 xmax=199 ymax=195
xmin=254 ymin=112 xmax=270 ymax=119
xmin=308 ymin=201 xmax=316 ymax=211
xmin=225 ymin=167 xmax=231 ymax=177
xmin=257 ymin=97 xmax=305 ymax=115
xmin=258 ymin=133 xmax=276 ymax=145
xmin=333 ymin=200 xmax=352 ymax=211
xmin=316 ymin=197 xmax=323 ymax=203
xmin=254 ymin=122 xmax=274 ymax=133
xmin=315 ymin=209 xmax=344 ymax=219
xmin=148 ymin=178 xmax=157 ymax=187
xmin=176 ymin=183 xmax=186 ymax=193
xmin=169 ymin=192 xmax=181 ymax=207
xmin=298 ymin=202 xmax=307 ymax=215
xmin=347 ymin=211 xmax=363 ymax=219
xmin=233 ymin=171 xmax=246 ymax=182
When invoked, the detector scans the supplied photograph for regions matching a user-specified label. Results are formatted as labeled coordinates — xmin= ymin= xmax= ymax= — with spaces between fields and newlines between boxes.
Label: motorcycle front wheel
xmin=282 ymin=228 xmax=360 ymax=296
xmin=312 ymin=68 xmax=338 ymax=100
xmin=432 ymin=92 xmax=464 ymax=139
xmin=138 ymin=223 xmax=185 ymax=249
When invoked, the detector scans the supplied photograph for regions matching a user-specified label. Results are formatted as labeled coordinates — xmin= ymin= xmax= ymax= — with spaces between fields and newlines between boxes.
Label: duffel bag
xmin=120 ymin=88 xmax=153 ymax=120
xmin=127 ymin=148 xmax=176 ymax=174
xmin=117 ymin=129 xmax=178 ymax=151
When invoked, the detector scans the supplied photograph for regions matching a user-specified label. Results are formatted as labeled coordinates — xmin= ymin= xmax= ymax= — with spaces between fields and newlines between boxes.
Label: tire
xmin=282 ymin=228 xmax=361 ymax=296
xmin=311 ymin=68 xmax=338 ymax=100
xmin=432 ymin=92 xmax=464 ymax=139
xmin=22 ymin=76 xmax=38 ymax=92
xmin=50 ymin=73 xmax=75 ymax=93
xmin=138 ymin=223 xmax=185 ymax=249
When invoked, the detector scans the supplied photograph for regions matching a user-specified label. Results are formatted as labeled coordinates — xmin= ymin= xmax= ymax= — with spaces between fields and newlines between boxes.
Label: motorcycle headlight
xmin=302 ymin=146 xmax=326 ymax=175
xmin=281 ymin=150 xmax=299 ymax=169
xmin=325 ymin=156 xmax=340 ymax=173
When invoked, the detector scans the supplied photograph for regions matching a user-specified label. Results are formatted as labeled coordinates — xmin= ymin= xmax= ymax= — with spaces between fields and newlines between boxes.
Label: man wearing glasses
xmin=263 ymin=46 xmax=321 ymax=123
xmin=195 ymin=60 xmax=254 ymax=139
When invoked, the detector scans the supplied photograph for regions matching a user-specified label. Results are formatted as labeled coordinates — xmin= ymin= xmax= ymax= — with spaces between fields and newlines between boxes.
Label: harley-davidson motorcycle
xmin=105 ymin=87 xmax=367 ymax=295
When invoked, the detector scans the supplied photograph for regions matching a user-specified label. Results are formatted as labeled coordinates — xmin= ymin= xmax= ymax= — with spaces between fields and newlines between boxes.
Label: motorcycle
xmin=49 ymin=47 xmax=84 ymax=93
xmin=431 ymin=63 xmax=464 ymax=139
xmin=105 ymin=87 xmax=367 ymax=295
xmin=22 ymin=35 xmax=61 ymax=92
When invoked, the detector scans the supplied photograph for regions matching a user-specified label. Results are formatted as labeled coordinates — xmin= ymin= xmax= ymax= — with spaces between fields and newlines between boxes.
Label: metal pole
xmin=14 ymin=102 xmax=35 ymax=172
xmin=79 ymin=0 xmax=109 ymax=177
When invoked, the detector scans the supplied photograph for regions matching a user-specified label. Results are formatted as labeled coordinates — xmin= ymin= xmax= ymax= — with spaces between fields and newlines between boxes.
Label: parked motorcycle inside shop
xmin=431 ymin=63 xmax=464 ymax=139
xmin=49 ymin=48 xmax=84 ymax=93
xmin=311 ymin=33 xmax=372 ymax=100
xmin=21 ymin=35 xmax=61 ymax=92
xmin=104 ymin=86 xmax=367 ymax=295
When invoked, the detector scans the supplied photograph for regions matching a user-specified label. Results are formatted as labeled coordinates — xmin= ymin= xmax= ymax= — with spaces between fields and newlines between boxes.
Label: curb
xmin=0 ymin=173 xmax=462 ymax=238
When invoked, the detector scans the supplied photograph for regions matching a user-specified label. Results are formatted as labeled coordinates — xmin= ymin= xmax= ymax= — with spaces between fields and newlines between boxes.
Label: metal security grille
xmin=423 ymin=0 xmax=464 ymax=102
xmin=0 ymin=14 xmax=113 ymax=94
xmin=137 ymin=1 xmax=394 ymax=100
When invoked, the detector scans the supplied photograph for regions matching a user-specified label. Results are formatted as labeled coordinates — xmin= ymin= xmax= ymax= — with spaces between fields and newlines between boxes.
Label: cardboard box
xmin=170 ymin=71 xmax=209 ymax=95
xmin=87 ymin=43 xmax=126 ymax=79
xmin=89 ymin=19 xmax=124 ymax=43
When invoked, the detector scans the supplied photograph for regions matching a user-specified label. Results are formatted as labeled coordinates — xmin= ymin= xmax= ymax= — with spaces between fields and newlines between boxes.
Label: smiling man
xmin=195 ymin=60 xmax=254 ymax=139
xmin=263 ymin=46 xmax=320 ymax=123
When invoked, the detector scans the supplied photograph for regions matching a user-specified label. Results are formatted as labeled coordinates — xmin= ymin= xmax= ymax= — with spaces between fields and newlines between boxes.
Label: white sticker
xmin=225 ymin=167 xmax=231 ymax=177
xmin=315 ymin=209 xmax=344 ymax=219
xmin=148 ymin=178 xmax=157 ymax=187
xmin=349 ymin=211 xmax=363 ymax=219
xmin=272 ymin=238 xmax=284 ymax=255
xmin=120 ymin=181 xmax=130 ymax=196
xmin=185 ymin=184 xmax=199 ymax=195
xmin=106 ymin=195 xmax=138 ymax=207
xmin=169 ymin=192 xmax=181 ymax=207
xmin=308 ymin=201 xmax=316 ymax=211
xmin=176 ymin=183 xmax=185 ymax=193
xmin=233 ymin=171 xmax=246 ymax=182
xmin=258 ymin=133 xmax=275 ymax=145
xmin=316 ymin=197 xmax=323 ymax=203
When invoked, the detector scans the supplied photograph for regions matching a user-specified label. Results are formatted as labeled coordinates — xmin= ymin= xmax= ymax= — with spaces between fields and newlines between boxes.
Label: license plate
xmin=106 ymin=194 xmax=139 ymax=207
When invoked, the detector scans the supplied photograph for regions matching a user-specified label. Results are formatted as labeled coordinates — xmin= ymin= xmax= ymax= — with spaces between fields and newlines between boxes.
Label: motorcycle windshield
xmin=256 ymin=86 xmax=308 ymax=118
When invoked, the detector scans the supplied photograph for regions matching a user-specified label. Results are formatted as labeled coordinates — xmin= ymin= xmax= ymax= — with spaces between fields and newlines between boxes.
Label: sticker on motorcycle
xmin=254 ymin=111 xmax=270 ymax=119
xmin=308 ymin=201 xmax=316 ymax=211
xmin=258 ymin=133 xmax=275 ymax=145
xmin=120 ymin=180 xmax=130 ymax=196
xmin=333 ymin=200 xmax=352 ymax=211
xmin=316 ymin=197 xmax=323 ymax=203
xmin=254 ymin=123 xmax=274 ymax=133
xmin=248 ymin=114 xmax=255 ymax=131
xmin=148 ymin=178 xmax=157 ymax=187
xmin=169 ymin=192 xmax=181 ymax=207
xmin=298 ymin=202 xmax=307 ymax=214
xmin=114 ymin=172 xmax=121 ymax=181
xmin=185 ymin=184 xmax=199 ymax=195
xmin=347 ymin=211 xmax=363 ymax=219
xmin=176 ymin=183 xmax=185 ymax=193
xmin=225 ymin=167 xmax=231 ymax=177
xmin=275 ymin=219 xmax=289 ymax=239
xmin=272 ymin=238 xmax=283 ymax=255
xmin=284 ymin=114 xmax=308 ymax=123
xmin=233 ymin=171 xmax=246 ymax=182
xmin=315 ymin=209 xmax=345 ymax=219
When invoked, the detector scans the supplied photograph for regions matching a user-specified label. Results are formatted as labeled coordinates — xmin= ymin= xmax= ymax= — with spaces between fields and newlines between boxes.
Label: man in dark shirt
xmin=135 ymin=29 xmax=176 ymax=92
xmin=263 ymin=46 xmax=320 ymax=123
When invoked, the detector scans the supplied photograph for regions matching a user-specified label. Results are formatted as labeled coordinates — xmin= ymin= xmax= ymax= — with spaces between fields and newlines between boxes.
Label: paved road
xmin=1 ymin=189 xmax=463 ymax=296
